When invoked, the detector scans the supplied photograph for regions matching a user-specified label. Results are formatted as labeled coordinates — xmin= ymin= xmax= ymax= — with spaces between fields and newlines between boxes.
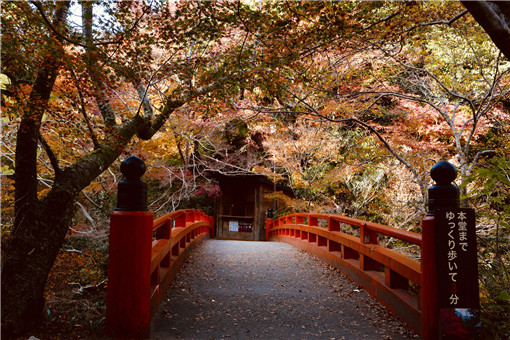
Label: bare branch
xmin=136 ymin=84 xmax=155 ymax=120
xmin=272 ymin=87 xmax=429 ymax=198
xmin=468 ymin=150 xmax=496 ymax=175
xmin=31 ymin=0 xmax=152 ymax=48
xmin=73 ymin=201 xmax=97 ymax=231
xmin=80 ymin=190 xmax=103 ymax=211
xmin=405 ymin=9 xmax=469 ymax=33
xmin=336 ymin=116 xmax=426 ymax=195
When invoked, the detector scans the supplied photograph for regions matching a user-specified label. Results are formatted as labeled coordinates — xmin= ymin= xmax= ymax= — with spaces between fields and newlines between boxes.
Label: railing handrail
xmin=153 ymin=209 xmax=208 ymax=230
xmin=272 ymin=213 xmax=422 ymax=245
xmin=267 ymin=212 xmax=422 ymax=333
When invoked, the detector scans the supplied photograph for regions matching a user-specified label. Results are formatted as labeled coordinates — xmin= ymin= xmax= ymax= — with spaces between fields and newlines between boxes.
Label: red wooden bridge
xmin=106 ymin=208 xmax=425 ymax=339
xmin=105 ymin=157 xmax=478 ymax=340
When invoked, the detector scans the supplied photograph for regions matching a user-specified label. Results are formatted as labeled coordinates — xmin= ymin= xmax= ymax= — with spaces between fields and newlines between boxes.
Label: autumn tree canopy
xmin=1 ymin=1 xmax=509 ymax=338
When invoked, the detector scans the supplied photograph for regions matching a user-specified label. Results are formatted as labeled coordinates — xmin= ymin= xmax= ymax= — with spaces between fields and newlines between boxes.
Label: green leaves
xmin=1 ymin=165 xmax=14 ymax=176
xmin=461 ymin=156 xmax=510 ymax=338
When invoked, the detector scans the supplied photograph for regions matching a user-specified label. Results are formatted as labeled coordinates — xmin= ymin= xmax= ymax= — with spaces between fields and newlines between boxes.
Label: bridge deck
xmin=151 ymin=240 xmax=417 ymax=339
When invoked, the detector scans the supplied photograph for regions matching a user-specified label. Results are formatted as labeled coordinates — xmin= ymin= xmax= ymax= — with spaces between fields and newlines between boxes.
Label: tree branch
xmin=66 ymin=62 xmax=101 ymax=149
xmin=82 ymin=1 xmax=116 ymax=127
xmin=73 ymin=201 xmax=97 ymax=230
xmin=136 ymin=84 xmax=155 ymax=120
xmin=468 ymin=150 xmax=496 ymax=175
xmin=275 ymin=87 xmax=428 ymax=198
xmin=31 ymin=0 xmax=151 ymax=48
xmin=30 ymin=1 xmax=86 ymax=47
xmin=405 ymin=9 xmax=468 ymax=33
xmin=336 ymin=116 xmax=426 ymax=196
xmin=13 ymin=1 xmax=71 ymax=230
xmin=38 ymin=134 xmax=62 ymax=177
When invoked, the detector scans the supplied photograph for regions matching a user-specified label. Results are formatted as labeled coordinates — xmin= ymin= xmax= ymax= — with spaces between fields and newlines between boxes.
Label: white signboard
xmin=229 ymin=220 xmax=239 ymax=232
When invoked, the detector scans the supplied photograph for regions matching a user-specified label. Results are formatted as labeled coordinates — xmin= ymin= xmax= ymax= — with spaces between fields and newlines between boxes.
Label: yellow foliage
xmin=1 ymin=73 xmax=11 ymax=90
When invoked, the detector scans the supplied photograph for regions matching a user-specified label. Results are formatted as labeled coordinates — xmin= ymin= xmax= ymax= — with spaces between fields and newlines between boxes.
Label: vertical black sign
xmin=435 ymin=208 xmax=481 ymax=339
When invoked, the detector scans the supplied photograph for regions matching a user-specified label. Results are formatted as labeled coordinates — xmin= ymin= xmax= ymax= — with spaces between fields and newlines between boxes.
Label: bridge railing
xmin=266 ymin=212 xmax=422 ymax=333
xmin=150 ymin=209 xmax=214 ymax=316
xmin=104 ymin=156 xmax=214 ymax=339
xmin=106 ymin=208 xmax=213 ymax=339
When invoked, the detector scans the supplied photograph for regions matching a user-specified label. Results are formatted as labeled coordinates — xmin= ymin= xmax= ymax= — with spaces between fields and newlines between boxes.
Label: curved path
xmin=151 ymin=240 xmax=418 ymax=340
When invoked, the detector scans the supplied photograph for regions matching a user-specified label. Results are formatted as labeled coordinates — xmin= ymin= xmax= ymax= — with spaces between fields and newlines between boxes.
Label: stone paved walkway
xmin=151 ymin=240 xmax=418 ymax=340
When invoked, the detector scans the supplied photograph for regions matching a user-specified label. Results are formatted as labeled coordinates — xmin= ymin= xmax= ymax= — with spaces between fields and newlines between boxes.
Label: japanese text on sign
xmin=436 ymin=208 xmax=479 ymax=309
xmin=444 ymin=210 xmax=470 ymax=305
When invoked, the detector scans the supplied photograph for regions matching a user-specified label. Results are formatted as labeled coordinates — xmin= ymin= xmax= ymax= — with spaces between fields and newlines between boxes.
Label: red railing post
xmin=186 ymin=210 xmax=194 ymax=224
xmin=328 ymin=217 xmax=340 ymax=232
xmin=106 ymin=211 xmax=153 ymax=338
xmin=106 ymin=155 xmax=154 ymax=339
xmin=265 ymin=208 xmax=274 ymax=241
xmin=360 ymin=223 xmax=377 ymax=244
xmin=295 ymin=215 xmax=304 ymax=224
xmin=309 ymin=214 xmax=318 ymax=227
xmin=421 ymin=161 xmax=460 ymax=340
xmin=156 ymin=219 xmax=171 ymax=239
xmin=175 ymin=213 xmax=186 ymax=228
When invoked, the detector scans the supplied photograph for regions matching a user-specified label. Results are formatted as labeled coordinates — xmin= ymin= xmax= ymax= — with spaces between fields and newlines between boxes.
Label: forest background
xmin=1 ymin=1 xmax=509 ymax=339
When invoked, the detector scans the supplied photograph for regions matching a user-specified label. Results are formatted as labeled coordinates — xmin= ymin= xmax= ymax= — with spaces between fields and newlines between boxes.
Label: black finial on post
xmin=116 ymin=155 xmax=148 ymax=211
xmin=427 ymin=160 xmax=460 ymax=215
xmin=266 ymin=208 xmax=274 ymax=219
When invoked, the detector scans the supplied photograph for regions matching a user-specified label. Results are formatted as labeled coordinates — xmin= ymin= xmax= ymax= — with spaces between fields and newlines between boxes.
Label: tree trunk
xmin=1 ymin=3 xmax=186 ymax=336
xmin=2 ymin=114 xmax=182 ymax=338
xmin=2 ymin=141 xmax=124 ymax=337
xmin=1 ymin=4 xmax=69 ymax=334
xmin=1 ymin=193 xmax=76 ymax=338
xmin=461 ymin=1 xmax=510 ymax=61
xmin=2 ymin=129 xmax=126 ymax=337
